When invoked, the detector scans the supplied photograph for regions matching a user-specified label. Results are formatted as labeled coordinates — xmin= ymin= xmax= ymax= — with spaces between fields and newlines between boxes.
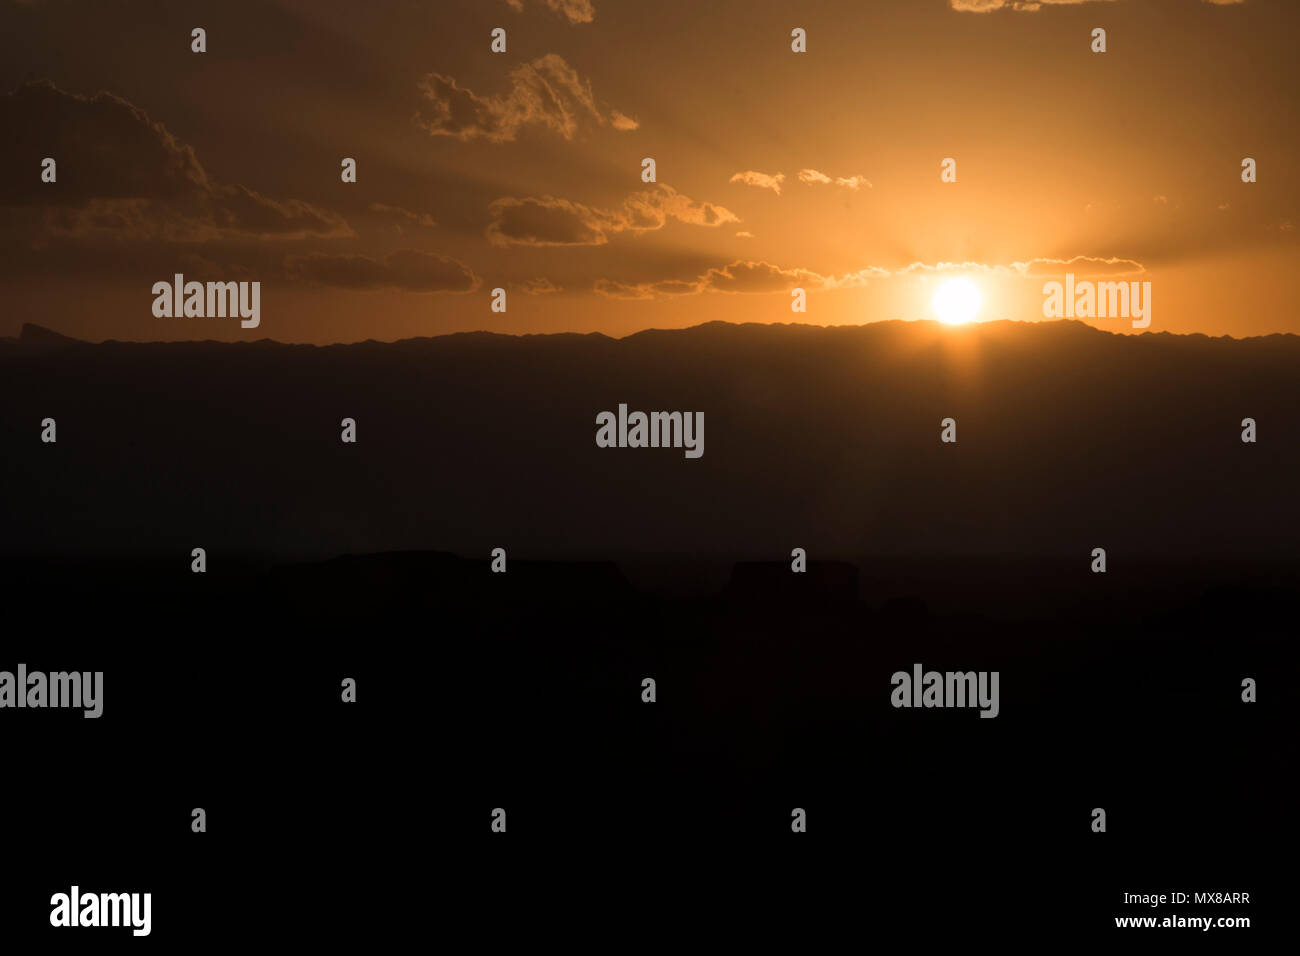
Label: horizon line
xmin=6 ymin=317 xmax=1297 ymax=349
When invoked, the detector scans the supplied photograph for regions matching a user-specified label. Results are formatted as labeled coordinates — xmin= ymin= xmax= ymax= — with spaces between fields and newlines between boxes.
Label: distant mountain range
xmin=2 ymin=319 xmax=1297 ymax=563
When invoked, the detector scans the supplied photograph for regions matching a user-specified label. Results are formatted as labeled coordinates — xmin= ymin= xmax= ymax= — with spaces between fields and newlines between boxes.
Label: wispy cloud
xmin=798 ymin=168 xmax=872 ymax=191
xmin=729 ymin=170 xmax=785 ymax=195
xmin=898 ymin=255 xmax=1146 ymax=277
xmin=487 ymin=185 xmax=738 ymax=246
xmin=368 ymin=203 xmax=436 ymax=228
xmin=504 ymin=0 xmax=596 ymax=23
xmin=595 ymin=260 xmax=888 ymax=299
xmin=727 ymin=168 xmax=872 ymax=195
xmin=950 ymin=0 xmax=1117 ymax=11
xmin=512 ymin=277 xmax=564 ymax=295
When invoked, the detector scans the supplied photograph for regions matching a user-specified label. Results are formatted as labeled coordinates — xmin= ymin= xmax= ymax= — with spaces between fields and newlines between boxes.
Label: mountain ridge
xmin=8 ymin=318 xmax=1299 ymax=350
xmin=2 ymin=316 xmax=1295 ymax=561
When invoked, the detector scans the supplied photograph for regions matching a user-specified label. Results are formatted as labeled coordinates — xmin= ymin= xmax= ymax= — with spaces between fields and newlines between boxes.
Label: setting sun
xmin=932 ymin=278 xmax=982 ymax=325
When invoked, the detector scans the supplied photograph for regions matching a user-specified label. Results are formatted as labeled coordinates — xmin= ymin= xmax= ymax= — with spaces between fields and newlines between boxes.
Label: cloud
xmin=699 ymin=261 xmax=830 ymax=294
xmin=729 ymin=170 xmax=785 ymax=195
xmin=727 ymin=168 xmax=872 ymax=194
xmin=946 ymin=0 xmax=1248 ymax=10
xmin=504 ymin=0 xmax=596 ymax=23
xmin=1011 ymin=255 xmax=1146 ymax=277
xmin=284 ymin=249 xmax=479 ymax=292
xmin=594 ymin=254 xmax=1147 ymax=300
xmin=486 ymin=184 xmax=738 ymax=247
xmin=513 ymin=277 xmax=564 ymax=295
xmin=736 ymin=231 xmax=755 ymax=238
xmin=798 ymin=169 xmax=872 ymax=191
xmin=594 ymin=278 xmax=699 ymax=299
xmin=368 ymin=203 xmax=436 ymax=228
xmin=415 ymin=54 xmax=633 ymax=142
xmin=950 ymin=0 xmax=1116 ymax=10
xmin=609 ymin=111 xmax=640 ymax=131
xmin=0 ymin=81 xmax=350 ymax=241
xmin=897 ymin=255 xmax=1146 ymax=277
xmin=486 ymin=197 xmax=607 ymax=246
xmin=820 ymin=267 xmax=893 ymax=289
xmin=0 ymin=81 xmax=206 ymax=206
xmin=595 ymin=260 xmax=889 ymax=299
xmin=598 ymin=255 xmax=1146 ymax=300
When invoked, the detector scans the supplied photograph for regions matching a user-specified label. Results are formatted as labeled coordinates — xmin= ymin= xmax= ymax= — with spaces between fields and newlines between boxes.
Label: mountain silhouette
xmin=1 ymin=319 xmax=1296 ymax=566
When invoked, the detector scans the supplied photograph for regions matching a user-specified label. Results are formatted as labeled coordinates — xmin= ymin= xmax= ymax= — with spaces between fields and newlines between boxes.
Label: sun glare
xmin=932 ymin=277 xmax=982 ymax=325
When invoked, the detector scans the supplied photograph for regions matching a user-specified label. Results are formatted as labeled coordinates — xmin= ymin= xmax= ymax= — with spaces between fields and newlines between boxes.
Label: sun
xmin=932 ymin=277 xmax=982 ymax=325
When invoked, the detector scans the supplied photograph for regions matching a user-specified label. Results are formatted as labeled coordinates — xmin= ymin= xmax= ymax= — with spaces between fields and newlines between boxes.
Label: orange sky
xmin=2 ymin=0 xmax=1296 ymax=342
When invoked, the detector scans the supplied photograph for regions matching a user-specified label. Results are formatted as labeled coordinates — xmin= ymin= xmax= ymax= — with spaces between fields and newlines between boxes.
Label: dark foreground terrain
xmin=2 ymin=551 xmax=1288 ymax=943
xmin=0 ymin=320 xmax=1291 ymax=942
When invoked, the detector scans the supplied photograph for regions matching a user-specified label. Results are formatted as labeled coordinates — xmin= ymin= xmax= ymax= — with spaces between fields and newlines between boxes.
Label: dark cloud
xmin=595 ymin=260 xmax=886 ymax=299
xmin=512 ymin=277 xmax=564 ymax=294
xmin=415 ymin=54 xmax=636 ymax=143
xmin=285 ymin=249 xmax=479 ymax=292
xmin=486 ymin=185 xmax=738 ymax=247
xmin=368 ymin=203 xmax=436 ymax=228
xmin=487 ymin=196 xmax=608 ymax=246
xmin=2 ymin=81 xmax=206 ymax=205
xmin=0 ymin=81 xmax=350 ymax=240
xmin=701 ymin=260 xmax=834 ymax=294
